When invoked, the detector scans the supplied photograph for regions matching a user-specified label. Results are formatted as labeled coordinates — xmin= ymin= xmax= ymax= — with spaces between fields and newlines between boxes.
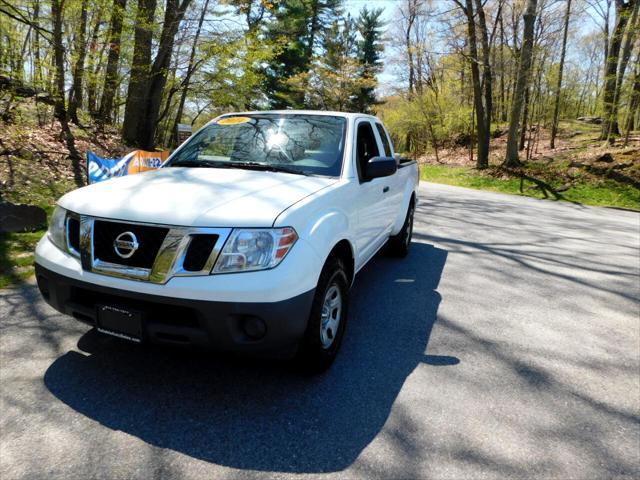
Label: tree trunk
xmin=600 ymin=0 xmax=634 ymax=141
xmin=499 ymin=12 xmax=506 ymax=122
xmin=85 ymin=8 xmax=104 ymax=117
xmin=474 ymin=0 xmax=492 ymax=168
xmin=170 ymin=0 xmax=209 ymax=147
xmin=32 ymin=0 xmax=43 ymax=87
xmin=458 ymin=0 xmax=489 ymax=169
xmin=519 ymin=84 xmax=530 ymax=151
xmin=623 ymin=52 xmax=640 ymax=145
xmin=405 ymin=5 xmax=416 ymax=96
xmin=68 ymin=0 xmax=88 ymax=123
xmin=504 ymin=0 xmax=537 ymax=167
xmin=135 ymin=0 xmax=193 ymax=149
xmin=610 ymin=0 xmax=639 ymax=135
xmin=550 ymin=0 xmax=572 ymax=149
xmin=50 ymin=0 xmax=66 ymax=121
xmin=122 ymin=0 xmax=158 ymax=144
xmin=98 ymin=0 xmax=127 ymax=124
xmin=50 ymin=0 xmax=84 ymax=187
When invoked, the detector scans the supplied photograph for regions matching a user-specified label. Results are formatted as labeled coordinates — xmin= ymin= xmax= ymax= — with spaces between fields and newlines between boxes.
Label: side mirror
xmin=364 ymin=156 xmax=397 ymax=180
xmin=394 ymin=153 xmax=413 ymax=164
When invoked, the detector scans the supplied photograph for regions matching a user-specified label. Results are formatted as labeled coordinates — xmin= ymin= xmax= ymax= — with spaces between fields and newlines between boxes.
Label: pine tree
xmin=264 ymin=0 xmax=343 ymax=108
xmin=355 ymin=7 xmax=384 ymax=113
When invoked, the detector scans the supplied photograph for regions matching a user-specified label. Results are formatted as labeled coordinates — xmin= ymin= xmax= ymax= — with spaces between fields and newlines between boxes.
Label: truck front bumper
xmin=35 ymin=263 xmax=315 ymax=354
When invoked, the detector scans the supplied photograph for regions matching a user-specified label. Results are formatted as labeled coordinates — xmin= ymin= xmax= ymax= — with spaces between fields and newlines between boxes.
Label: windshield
xmin=166 ymin=114 xmax=347 ymax=177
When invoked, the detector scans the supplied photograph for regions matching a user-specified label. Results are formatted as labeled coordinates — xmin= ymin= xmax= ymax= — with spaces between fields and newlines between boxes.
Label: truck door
xmin=353 ymin=119 xmax=389 ymax=264
xmin=374 ymin=122 xmax=404 ymax=227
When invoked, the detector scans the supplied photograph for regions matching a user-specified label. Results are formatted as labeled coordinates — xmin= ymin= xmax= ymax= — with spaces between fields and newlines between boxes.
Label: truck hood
xmin=58 ymin=167 xmax=337 ymax=227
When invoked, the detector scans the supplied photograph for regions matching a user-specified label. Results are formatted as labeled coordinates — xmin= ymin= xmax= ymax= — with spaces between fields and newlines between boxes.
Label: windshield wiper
xmin=227 ymin=162 xmax=310 ymax=176
xmin=170 ymin=159 xmax=220 ymax=168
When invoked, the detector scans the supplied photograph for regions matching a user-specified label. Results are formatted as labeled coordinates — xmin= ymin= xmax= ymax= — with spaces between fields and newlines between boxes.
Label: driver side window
xmin=356 ymin=122 xmax=380 ymax=181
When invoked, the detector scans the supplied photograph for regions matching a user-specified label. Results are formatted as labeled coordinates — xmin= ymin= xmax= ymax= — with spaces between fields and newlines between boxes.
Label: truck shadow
xmin=43 ymin=242 xmax=450 ymax=473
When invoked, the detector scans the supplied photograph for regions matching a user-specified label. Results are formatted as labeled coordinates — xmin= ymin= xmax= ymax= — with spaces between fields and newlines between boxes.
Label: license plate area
xmin=96 ymin=305 xmax=143 ymax=342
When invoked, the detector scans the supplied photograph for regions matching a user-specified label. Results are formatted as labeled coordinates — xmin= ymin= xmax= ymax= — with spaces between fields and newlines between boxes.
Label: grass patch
xmin=421 ymin=164 xmax=640 ymax=210
xmin=0 ymin=230 xmax=45 ymax=289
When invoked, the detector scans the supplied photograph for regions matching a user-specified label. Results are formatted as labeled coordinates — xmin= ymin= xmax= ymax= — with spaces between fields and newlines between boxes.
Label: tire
xmin=387 ymin=198 xmax=415 ymax=258
xmin=296 ymin=256 xmax=350 ymax=373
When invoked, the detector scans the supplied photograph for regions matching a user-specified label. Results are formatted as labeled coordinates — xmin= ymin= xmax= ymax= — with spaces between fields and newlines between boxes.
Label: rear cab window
xmin=375 ymin=123 xmax=394 ymax=157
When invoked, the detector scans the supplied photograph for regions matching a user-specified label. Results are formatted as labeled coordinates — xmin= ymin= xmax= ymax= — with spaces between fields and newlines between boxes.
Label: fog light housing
xmin=242 ymin=315 xmax=267 ymax=340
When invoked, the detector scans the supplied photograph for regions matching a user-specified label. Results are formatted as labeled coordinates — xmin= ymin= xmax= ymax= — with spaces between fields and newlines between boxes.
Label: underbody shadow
xmin=44 ymin=242 xmax=450 ymax=473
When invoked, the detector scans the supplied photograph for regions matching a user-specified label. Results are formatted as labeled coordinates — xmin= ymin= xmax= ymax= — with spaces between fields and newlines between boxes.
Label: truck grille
xmin=65 ymin=214 xmax=230 ymax=283
xmin=183 ymin=234 xmax=219 ymax=272
xmin=93 ymin=220 xmax=169 ymax=269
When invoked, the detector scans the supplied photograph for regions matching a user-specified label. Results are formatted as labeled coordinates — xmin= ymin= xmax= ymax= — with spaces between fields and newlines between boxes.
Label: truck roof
xmin=219 ymin=110 xmax=379 ymax=121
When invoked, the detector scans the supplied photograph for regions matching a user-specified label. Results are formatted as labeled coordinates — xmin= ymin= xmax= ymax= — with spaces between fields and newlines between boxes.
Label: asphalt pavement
xmin=1 ymin=182 xmax=639 ymax=479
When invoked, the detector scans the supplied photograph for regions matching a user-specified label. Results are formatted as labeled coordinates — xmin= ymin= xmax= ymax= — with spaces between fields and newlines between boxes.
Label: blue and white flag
xmin=87 ymin=151 xmax=136 ymax=184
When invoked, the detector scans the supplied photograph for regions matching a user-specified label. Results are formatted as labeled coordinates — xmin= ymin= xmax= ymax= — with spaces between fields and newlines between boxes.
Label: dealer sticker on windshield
xmin=216 ymin=116 xmax=252 ymax=125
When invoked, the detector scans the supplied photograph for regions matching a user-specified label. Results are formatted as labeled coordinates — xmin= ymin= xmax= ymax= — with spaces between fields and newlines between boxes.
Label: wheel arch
xmin=327 ymin=239 xmax=355 ymax=287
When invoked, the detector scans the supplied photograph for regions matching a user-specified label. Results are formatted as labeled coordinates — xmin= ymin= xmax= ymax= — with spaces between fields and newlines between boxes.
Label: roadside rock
xmin=596 ymin=153 xmax=614 ymax=163
xmin=577 ymin=116 xmax=603 ymax=124
xmin=0 ymin=202 xmax=47 ymax=233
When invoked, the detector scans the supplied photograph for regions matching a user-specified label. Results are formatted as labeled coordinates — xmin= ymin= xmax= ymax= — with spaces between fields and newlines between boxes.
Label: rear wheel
xmin=296 ymin=256 xmax=349 ymax=373
xmin=387 ymin=199 xmax=415 ymax=257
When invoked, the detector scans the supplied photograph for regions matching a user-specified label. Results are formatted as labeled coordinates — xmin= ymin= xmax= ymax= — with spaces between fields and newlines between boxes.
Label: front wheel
xmin=387 ymin=199 xmax=415 ymax=257
xmin=296 ymin=256 xmax=349 ymax=373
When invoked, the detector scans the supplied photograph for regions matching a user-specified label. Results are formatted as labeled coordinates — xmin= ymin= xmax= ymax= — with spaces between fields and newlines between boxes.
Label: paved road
xmin=1 ymin=183 xmax=639 ymax=479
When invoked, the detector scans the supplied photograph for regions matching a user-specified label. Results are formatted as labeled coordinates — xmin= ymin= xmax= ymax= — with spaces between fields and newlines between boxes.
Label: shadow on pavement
xmin=43 ymin=242 xmax=451 ymax=473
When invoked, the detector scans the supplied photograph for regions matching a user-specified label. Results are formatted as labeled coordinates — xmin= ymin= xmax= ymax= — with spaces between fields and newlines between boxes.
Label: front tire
xmin=387 ymin=199 xmax=415 ymax=257
xmin=296 ymin=256 xmax=349 ymax=373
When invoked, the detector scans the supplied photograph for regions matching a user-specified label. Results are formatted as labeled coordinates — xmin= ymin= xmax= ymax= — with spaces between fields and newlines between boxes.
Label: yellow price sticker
xmin=216 ymin=116 xmax=252 ymax=125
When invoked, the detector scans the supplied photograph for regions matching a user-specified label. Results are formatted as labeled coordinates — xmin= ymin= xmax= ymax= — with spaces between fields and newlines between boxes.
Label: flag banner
xmin=87 ymin=150 xmax=169 ymax=184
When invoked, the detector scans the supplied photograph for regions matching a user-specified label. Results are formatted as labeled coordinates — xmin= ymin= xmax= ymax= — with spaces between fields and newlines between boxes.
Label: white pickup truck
xmin=35 ymin=111 xmax=419 ymax=371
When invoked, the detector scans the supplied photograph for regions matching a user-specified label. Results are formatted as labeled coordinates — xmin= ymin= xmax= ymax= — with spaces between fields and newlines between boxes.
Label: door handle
xmin=383 ymin=186 xmax=390 ymax=193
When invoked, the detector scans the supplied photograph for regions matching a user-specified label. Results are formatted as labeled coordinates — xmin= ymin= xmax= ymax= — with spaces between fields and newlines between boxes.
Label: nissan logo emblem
xmin=113 ymin=231 xmax=139 ymax=259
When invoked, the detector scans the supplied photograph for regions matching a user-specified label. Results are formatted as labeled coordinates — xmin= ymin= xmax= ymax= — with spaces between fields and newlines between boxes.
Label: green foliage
xmin=378 ymin=56 xmax=474 ymax=154
xmin=197 ymin=29 xmax=283 ymax=114
xmin=263 ymin=0 xmax=343 ymax=108
xmin=287 ymin=14 xmax=371 ymax=111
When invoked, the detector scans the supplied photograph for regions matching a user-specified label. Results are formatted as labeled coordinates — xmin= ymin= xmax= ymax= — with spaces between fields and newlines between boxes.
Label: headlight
xmin=48 ymin=206 xmax=67 ymax=252
xmin=213 ymin=227 xmax=298 ymax=273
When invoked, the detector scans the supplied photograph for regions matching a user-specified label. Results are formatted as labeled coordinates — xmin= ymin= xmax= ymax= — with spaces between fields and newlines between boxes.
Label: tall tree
xmin=295 ymin=15 xmax=366 ymax=110
xmin=355 ymin=7 xmax=384 ymax=113
xmin=399 ymin=0 xmax=420 ymax=95
xmin=50 ymin=0 xmax=84 ymax=186
xmin=68 ymin=0 xmax=89 ymax=123
xmin=264 ymin=0 xmax=342 ymax=108
xmin=50 ymin=0 xmax=66 ymax=121
xmin=122 ymin=0 xmax=158 ymax=144
xmin=134 ymin=0 xmax=193 ymax=149
xmin=170 ymin=0 xmax=210 ymax=146
xmin=85 ymin=8 xmax=106 ymax=116
xmin=97 ymin=0 xmax=127 ymax=123
xmin=550 ymin=0 xmax=572 ymax=149
xmin=623 ymin=48 xmax=640 ymax=145
xmin=610 ymin=0 xmax=639 ymax=135
xmin=454 ymin=0 xmax=492 ymax=169
xmin=504 ymin=0 xmax=538 ymax=167
xmin=600 ymin=0 xmax=635 ymax=141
